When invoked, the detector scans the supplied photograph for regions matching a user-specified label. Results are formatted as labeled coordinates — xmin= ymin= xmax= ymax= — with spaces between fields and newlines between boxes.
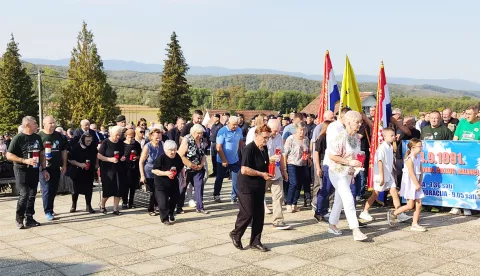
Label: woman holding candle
xmin=327 ymin=111 xmax=367 ymax=241
xmin=139 ymin=128 xmax=164 ymax=216
xmin=151 ymin=140 xmax=184 ymax=225
xmin=68 ymin=134 xmax=98 ymax=213
xmin=97 ymin=126 xmax=127 ymax=215
xmin=122 ymin=129 xmax=142 ymax=209
xmin=229 ymin=125 xmax=273 ymax=251
xmin=283 ymin=121 xmax=311 ymax=213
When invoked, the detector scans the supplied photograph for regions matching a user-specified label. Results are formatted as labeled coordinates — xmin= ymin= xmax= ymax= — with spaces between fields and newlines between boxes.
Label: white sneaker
xmin=463 ymin=209 xmax=472 ymax=216
xmin=353 ymin=228 xmax=367 ymax=241
xmin=265 ymin=208 xmax=272 ymax=214
xmin=359 ymin=211 xmax=374 ymax=222
xmin=188 ymin=199 xmax=196 ymax=208
xmin=324 ymin=213 xmax=330 ymax=219
xmin=411 ymin=224 xmax=427 ymax=232
xmin=327 ymin=227 xmax=342 ymax=235
xmin=449 ymin=208 xmax=462 ymax=215
xmin=398 ymin=213 xmax=412 ymax=222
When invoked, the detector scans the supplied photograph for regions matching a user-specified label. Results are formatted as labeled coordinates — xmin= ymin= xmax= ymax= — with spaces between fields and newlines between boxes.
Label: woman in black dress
xmin=230 ymin=125 xmax=273 ymax=252
xmin=151 ymin=140 xmax=184 ymax=225
xmin=97 ymin=126 xmax=127 ymax=215
xmin=122 ymin=129 xmax=142 ymax=209
xmin=68 ymin=134 xmax=98 ymax=213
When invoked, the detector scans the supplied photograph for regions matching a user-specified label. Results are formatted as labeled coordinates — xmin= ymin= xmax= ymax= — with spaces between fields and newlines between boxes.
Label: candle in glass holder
xmin=170 ymin=166 xmax=177 ymax=179
xmin=268 ymin=161 xmax=276 ymax=177
xmin=356 ymin=151 xmax=366 ymax=163
xmin=114 ymin=151 xmax=120 ymax=161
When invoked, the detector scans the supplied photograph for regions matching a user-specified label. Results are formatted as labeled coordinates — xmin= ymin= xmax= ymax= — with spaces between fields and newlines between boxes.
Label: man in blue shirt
xmin=214 ymin=116 xmax=244 ymax=203
xmin=282 ymin=113 xmax=304 ymax=144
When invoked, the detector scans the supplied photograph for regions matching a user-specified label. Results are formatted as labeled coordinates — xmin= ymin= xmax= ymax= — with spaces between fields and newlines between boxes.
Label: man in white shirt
xmin=265 ymin=119 xmax=290 ymax=230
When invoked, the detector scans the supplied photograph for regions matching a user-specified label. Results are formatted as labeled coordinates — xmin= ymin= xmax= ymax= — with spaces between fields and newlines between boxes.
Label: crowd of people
xmin=3 ymin=103 xmax=479 ymax=251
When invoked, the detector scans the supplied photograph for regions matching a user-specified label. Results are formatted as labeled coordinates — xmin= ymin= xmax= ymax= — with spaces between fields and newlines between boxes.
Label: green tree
xmin=0 ymin=35 xmax=38 ymax=133
xmin=158 ymin=32 xmax=192 ymax=123
xmin=59 ymin=22 xmax=120 ymax=127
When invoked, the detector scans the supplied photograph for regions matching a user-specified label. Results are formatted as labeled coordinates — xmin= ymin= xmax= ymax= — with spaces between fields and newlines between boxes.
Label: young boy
xmin=359 ymin=128 xmax=411 ymax=222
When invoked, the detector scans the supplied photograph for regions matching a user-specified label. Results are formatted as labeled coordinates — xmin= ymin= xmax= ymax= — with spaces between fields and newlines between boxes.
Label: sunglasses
xmin=140 ymin=131 xmax=145 ymax=134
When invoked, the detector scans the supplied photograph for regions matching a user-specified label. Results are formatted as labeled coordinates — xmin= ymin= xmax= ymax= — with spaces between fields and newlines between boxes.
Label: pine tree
xmin=59 ymin=22 xmax=120 ymax=127
xmin=0 ymin=35 xmax=38 ymax=133
xmin=158 ymin=32 xmax=192 ymax=123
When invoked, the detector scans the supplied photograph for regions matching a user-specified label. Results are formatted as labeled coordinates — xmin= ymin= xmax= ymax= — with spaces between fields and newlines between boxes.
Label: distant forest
xmin=24 ymin=63 xmax=480 ymax=115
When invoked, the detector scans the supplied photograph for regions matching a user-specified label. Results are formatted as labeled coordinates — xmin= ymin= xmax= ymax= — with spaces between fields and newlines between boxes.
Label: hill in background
xmin=24 ymin=58 xmax=480 ymax=91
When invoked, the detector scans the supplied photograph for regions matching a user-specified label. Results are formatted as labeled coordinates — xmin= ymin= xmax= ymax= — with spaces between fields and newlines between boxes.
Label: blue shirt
xmin=282 ymin=124 xmax=296 ymax=140
xmin=216 ymin=125 xmax=243 ymax=164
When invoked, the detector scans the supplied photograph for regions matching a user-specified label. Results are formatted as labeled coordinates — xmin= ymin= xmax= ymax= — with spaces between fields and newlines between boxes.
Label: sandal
xmin=100 ymin=207 xmax=107 ymax=215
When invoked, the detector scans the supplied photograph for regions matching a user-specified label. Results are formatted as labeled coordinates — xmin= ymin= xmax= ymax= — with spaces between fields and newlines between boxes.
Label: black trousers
xmin=231 ymin=190 xmax=265 ymax=246
xmin=155 ymin=187 xmax=179 ymax=222
xmin=146 ymin=178 xmax=157 ymax=212
xmin=14 ymin=166 xmax=39 ymax=222
xmin=123 ymin=170 xmax=139 ymax=206
xmin=72 ymin=191 xmax=93 ymax=207
xmin=211 ymin=143 xmax=218 ymax=175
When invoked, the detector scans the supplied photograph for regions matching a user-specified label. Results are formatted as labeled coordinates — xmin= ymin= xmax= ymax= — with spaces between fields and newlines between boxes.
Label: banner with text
xmin=402 ymin=140 xmax=480 ymax=210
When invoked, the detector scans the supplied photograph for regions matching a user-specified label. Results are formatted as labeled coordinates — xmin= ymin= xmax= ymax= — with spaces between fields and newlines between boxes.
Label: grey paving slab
xmin=188 ymin=256 xmax=245 ymax=274
xmin=122 ymin=259 xmax=177 ymax=275
xmin=254 ymin=255 xmax=311 ymax=273
xmin=58 ymin=260 xmax=113 ymax=276
xmin=146 ymin=244 xmax=192 ymax=258
xmin=321 ymin=254 xmax=375 ymax=272
xmin=0 ymin=261 xmax=50 ymax=276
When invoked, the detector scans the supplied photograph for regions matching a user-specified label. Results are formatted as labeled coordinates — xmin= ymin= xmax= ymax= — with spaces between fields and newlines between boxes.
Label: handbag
xmin=133 ymin=188 xmax=152 ymax=209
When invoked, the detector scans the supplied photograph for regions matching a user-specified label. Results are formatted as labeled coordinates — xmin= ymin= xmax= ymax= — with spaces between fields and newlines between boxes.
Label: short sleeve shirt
xmin=373 ymin=142 xmax=394 ymax=184
xmin=454 ymin=119 xmax=480 ymax=141
xmin=420 ymin=125 xmax=453 ymax=140
xmin=329 ymin=130 xmax=360 ymax=176
xmin=266 ymin=133 xmax=283 ymax=180
xmin=283 ymin=135 xmax=309 ymax=166
xmin=245 ymin=127 xmax=256 ymax=145
xmin=7 ymin=133 xmax=45 ymax=168
xmin=38 ymin=131 xmax=67 ymax=168
xmin=237 ymin=142 xmax=269 ymax=193
xmin=216 ymin=126 xmax=243 ymax=164
xmin=152 ymin=153 xmax=184 ymax=190
xmin=323 ymin=121 xmax=345 ymax=167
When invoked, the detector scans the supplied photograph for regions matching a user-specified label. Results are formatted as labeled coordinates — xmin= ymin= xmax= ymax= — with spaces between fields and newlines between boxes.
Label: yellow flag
xmin=340 ymin=55 xmax=362 ymax=112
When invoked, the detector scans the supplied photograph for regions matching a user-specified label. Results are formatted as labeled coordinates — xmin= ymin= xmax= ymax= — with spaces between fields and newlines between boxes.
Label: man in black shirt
xmin=209 ymin=114 xmax=223 ymax=177
xmin=442 ymin=108 xmax=459 ymax=133
xmin=4 ymin=132 xmax=12 ymax=149
xmin=181 ymin=110 xmax=204 ymax=142
xmin=7 ymin=116 xmax=49 ymax=229
xmin=238 ymin=114 xmax=249 ymax=143
xmin=38 ymin=116 xmax=68 ymax=221
xmin=168 ymin=117 xmax=186 ymax=147
xmin=305 ymin=114 xmax=316 ymax=140
xmin=72 ymin=119 xmax=99 ymax=147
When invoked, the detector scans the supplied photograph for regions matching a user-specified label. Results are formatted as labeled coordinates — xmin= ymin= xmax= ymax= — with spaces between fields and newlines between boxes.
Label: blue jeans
xmin=214 ymin=162 xmax=240 ymax=200
xmin=39 ymin=167 xmax=60 ymax=215
xmin=355 ymin=170 xmax=366 ymax=197
xmin=286 ymin=165 xmax=311 ymax=205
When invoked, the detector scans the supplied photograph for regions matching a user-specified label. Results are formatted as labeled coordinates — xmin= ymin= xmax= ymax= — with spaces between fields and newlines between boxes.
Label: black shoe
xmin=358 ymin=220 xmax=367 ymax=228
xmin=229 ymin=232 xmax=243 ymax=250
xmin=70 ymin=207 xmax=76 ymax=213
xmin=176 ymin=208 xmax=185 ymax=214
xmin=163 ymin=220 xmax=171 ymax=226
xmin=314 ymin=214 xmax=327 ymax=223
xmin=86 ymin=206 xmax=96 ymax=214
xmin=100 ymin=207 xmax=107 ymax=215
xmin=16 ymin=221 xmax=25 ymax=229
xmin=112 ymin=210 xmax=122 ymax=216
xmin=128 ymin=204 xmax=135 ymax=209
xmin=169 ymin=215 xmax=176 ymax=223
xmin=121 ymin=204 xmax=128 ymax=210
xmin=209 ymin=173 xmax=216 ymax=177
xmin=25 ymin=218 xmax=41 ymax=227
xmin=250 ymin=243 xmax=270 ymax=252
xmin=214 ymin=197 xmax=222 ymax=203
xmin=304 ymin=199 xmax=312 ymax=208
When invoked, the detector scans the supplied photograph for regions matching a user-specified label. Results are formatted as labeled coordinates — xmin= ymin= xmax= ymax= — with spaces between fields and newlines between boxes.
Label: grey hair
xmin=294 ymin=121 xmax=307 ymax=129
xmin=18 ymin=125 xmax=24 ymax=134
xmin=21 ymin=116 xmax=36 ymax=126
xmin=344 ymin=110 xmax=362 ymax=123
xmin=392 ymin=108 xmax=402 ymax=116
xmin=190 ymin=124 xmax=205 ymax=135
xmin=110 ymin=126 xmax=123 ymax=135
xmin=80 ymin=119 xmax=90 ymax=126
xmin=228 ymin=116 xmax=240 ymax=124
xmin=164 ymin=140 xmax=177 ymax=151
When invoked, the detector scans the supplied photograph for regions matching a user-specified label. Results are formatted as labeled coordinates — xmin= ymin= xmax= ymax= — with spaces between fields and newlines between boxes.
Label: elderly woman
xmin=139 ymin=128 xmax=164 ymax=215
xmin=151 ymin=140 xmax=184 ymax=225
xmin=68 ymin=134 xmax=98 ymax=213
xmin=178 ymin=124 xmax=208 ymax=214
xmin=122 ymin=129 xmax=142 ymax=209
xmin=283 ymin=121 xmax=311 ymax=213
xmin=230 ymin=125 xmax=273 ymax=252
xmin=97 ymin=126 xmax=127 ymax=215
xmin=328 ymin=111 xmax=367 ymax=241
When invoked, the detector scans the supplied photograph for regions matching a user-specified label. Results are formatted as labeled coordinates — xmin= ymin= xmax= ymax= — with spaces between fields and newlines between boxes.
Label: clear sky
xmin=1 ymin=0 xmax=478 ymax=82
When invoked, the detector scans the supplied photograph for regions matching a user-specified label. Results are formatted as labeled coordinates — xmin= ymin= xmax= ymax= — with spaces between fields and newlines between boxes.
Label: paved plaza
xmin=0 ymin=179 xmax=479 ymax=276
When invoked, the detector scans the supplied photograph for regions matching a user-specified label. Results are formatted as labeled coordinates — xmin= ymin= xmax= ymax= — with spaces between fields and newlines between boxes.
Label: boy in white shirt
xmin=360 ymin=128 xmax=410 ymax=222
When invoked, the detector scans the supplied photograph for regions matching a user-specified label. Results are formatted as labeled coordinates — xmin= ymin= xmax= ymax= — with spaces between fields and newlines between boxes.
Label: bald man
xmin=72 ymin=119 xmax=99 ymax=147
xmin=38 ymin=116 xmax=68 ymax=221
